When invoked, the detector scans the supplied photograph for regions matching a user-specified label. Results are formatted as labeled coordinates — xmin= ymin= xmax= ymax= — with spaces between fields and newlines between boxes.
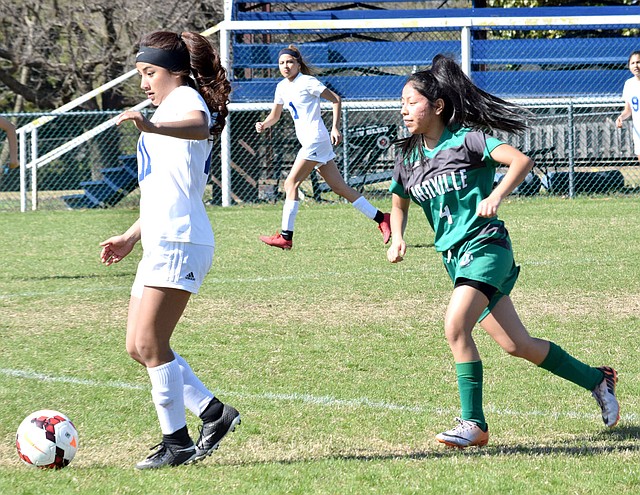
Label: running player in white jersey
xmin=388 ymin=55 xmax=619 ymax=449
xmin=0 ymin=116 xmax=18 ymax=169
xmin=616 ymin=50 xmax=640 ymax=162
xmin=99 ymin=31 xmax=240 ymax=469
xmin=256 ymin=45 xmax=391 ymax=250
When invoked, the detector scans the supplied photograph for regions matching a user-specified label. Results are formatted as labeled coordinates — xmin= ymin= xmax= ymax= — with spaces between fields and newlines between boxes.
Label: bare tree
xmin=0 ymin=0 xmax=223 ymax=112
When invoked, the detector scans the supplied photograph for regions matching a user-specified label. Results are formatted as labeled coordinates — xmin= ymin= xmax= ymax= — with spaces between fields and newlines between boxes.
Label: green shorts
xmin=442 ymin=235 xmax=520 ymax=321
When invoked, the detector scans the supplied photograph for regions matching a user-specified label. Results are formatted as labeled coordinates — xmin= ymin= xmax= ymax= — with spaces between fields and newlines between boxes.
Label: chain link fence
xmin=1 ymin=111 xmax=143 ymax=211
xmin=2 ymin=12 xmax=640 ymax=211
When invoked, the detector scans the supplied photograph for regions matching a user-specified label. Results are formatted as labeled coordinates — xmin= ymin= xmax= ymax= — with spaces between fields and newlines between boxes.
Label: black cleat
xmin=193 ymin=404 xmax=241 ymax=462
xmin=135 ymin=441 xmax=196 ymax=470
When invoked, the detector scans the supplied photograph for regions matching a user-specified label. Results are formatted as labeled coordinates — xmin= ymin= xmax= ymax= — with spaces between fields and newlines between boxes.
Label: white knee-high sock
xmin=173 ymin=351 xmax=214 ymax=417
xmin=147 ymin=359 xmax=187 ymax=435
xmin=281 ymin=199 xmax=299 ymax=232
xmin=352 ymin=196 xmax=377 ymax=220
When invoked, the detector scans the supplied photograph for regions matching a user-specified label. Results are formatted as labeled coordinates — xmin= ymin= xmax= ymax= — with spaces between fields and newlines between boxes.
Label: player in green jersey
xmin=387 ymin=55 xmax=619 ymax=448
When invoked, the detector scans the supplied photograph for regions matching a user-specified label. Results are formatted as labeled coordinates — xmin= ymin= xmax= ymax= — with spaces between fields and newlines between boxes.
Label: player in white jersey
xmin=0 ymin=116 xmax=18 ymax=169
xmin=616 ymin=50 xmax=640 ymax=161
xmin=99 ymin=31 xmax=239 ymax=469
xmin=255 ymin=45 xmax=391 ymax=250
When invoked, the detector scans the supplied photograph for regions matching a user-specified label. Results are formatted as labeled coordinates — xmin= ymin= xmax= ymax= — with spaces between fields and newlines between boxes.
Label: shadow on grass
xmin=11 ymin=271 xmax=135 ymax=281
xmin=67 ymin=427 xmax=640 ymax=470
xmin=599 ymin=423 xmax=640 ymax=440
xmin=203 ymin=425 xmax=640 ymax=467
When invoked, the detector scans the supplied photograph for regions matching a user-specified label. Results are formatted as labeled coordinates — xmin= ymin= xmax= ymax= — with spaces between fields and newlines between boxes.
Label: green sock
xmin=538 ymin=342 xmax=603 ymax=391
xmin=456 ymin=361 xmax=487 ymax=430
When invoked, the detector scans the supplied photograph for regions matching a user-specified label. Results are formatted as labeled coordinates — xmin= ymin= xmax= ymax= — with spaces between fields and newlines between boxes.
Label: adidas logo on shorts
xmin=185 ymin=272 xmax=196 ymax=281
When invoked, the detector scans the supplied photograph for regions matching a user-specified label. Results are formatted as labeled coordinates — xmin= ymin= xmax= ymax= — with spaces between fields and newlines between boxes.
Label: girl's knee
xmin=132 ymin=338 xmax=158 ymax=365
xmin=126 ymin=345 xmax=145 ymax=365
xmin=443 ymin=322 xmax=468 ymax=346
xmin=283 ymin=178 xmax=300 ymax=195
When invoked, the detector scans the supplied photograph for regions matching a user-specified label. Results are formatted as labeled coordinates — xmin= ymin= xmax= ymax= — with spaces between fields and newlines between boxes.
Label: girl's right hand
xmin=116 ymin=111 xmax=154 ymax=133
xmin=255 ymin=121 xmax=265 ymax=133
xmin=99 ymin=235 xmax=135 ymax=266
xmin=616 ymin=116 xmax=624 ymax=128
xmin=387 ymin=240 xmax=406 ymax=263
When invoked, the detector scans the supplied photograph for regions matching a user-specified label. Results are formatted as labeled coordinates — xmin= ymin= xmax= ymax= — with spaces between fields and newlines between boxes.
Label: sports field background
xmin=0 ymin=196 xmax=639 ymax=494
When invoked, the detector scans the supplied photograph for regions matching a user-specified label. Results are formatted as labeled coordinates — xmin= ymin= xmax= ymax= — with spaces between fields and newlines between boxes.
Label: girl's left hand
xmin=477 ymin=195 xmax=501 ymax=218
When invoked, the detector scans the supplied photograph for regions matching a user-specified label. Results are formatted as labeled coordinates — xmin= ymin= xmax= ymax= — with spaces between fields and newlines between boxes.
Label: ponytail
xmin=181 ymin=32 xmax=231 ymax=135
xmin=430 ymin=54 xmax=528 ymax=134
xmin=395 ymin=54 xmax=529 ymax=162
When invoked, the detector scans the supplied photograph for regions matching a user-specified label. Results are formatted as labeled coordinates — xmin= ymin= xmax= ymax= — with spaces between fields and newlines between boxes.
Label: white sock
xmin=352 ymin=196 xmax=377 ymax=220
xmin=147 ymin=359 xmax=187 ymax=435
xmin=173 ymin=351 xmax=214 ymax=417
xmin=282 ymin=199 xmax=299 ymax=232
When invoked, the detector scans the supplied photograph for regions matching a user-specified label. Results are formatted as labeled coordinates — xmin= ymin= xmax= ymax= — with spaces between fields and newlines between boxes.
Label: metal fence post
xmin=220 ymin=4 xmax=232 ymax=207
xmin=461 ymin=26 xmax=471 ymax=76
xmin=31 ymin=128 xmax=38 ymax=210
xmin=221 ymin=117 xmax=231 ymax=207
xmin=341 ymin=106 xmax=349 ymax=182
xmin=568 ymin=101 xmax=575 ymax=198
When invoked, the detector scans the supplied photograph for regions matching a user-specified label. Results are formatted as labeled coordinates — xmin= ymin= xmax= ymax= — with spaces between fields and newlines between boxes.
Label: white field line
xmin=1 ymin=368 xmax=635 ymax=422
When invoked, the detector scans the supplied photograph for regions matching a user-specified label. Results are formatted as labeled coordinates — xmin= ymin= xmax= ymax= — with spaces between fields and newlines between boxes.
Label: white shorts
xmin=131 ymin=240 xmax=214 ymax=298
xmin=296 ymin=140 xmax=336 ymax=168
xmin=633 ymin=134 xmax=640 ymax=156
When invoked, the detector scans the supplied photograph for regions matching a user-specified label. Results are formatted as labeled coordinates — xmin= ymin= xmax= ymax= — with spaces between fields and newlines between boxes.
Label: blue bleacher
xmin=231 ymin=39 xmax=632 ymax=101
xmin=234 ymin=5 xmax=640 ymax=23
xmin=233 ymin=40 xmax=461 ymax=69
xmin=62 ymin=154 xmax=138 ymax=209
xmin=231 ymin=4 xmax=640 ymax=102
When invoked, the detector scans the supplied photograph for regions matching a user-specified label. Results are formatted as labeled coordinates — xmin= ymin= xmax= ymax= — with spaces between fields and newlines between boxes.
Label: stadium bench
xmin=232 ymin=35 xmax=633 ymax=101
xmin=62 ymin=154 xmax=138 ymax=209
xmin=232 ymin=39 xmax=458 ymax=101
xmin=234 ymin=4 xmax=640 ymax=21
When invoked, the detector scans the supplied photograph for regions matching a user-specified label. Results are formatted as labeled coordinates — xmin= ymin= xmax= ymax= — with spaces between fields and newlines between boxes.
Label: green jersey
xmin=390 ymin=127 xmax=506 ymax=252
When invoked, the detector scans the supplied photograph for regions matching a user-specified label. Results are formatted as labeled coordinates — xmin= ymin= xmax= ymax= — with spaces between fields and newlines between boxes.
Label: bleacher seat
xmin=230 ymin=4 xmax=640 ymax=101
xmin=62 ymin=154 xmax=138 ymax=209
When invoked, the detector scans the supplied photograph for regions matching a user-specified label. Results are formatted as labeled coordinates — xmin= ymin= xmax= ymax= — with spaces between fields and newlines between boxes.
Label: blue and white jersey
xmin=274 ymin=73 xmax=330 ymax=146
xmin=622 ymin=76 xmax=640 ymax=144
xmin=137 ymin=85 xmax=214 ymax=248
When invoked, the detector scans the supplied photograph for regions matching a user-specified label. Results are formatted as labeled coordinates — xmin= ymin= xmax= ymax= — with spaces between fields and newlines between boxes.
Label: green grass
xmin=1 ymin=196 xmax=639 ymax=494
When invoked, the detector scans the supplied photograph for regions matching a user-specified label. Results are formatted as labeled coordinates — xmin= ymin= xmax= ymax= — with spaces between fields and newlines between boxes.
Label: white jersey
xmin=622 ymin=76 xmax=640 ymax=144
xmin=137 ymin=85 xmax=214 ymax=249
xmin=274 ymin=73 xmax=330 ymax=146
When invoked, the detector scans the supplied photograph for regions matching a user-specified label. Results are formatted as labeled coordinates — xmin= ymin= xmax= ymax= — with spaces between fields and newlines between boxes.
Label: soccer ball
xmin=16 ymin=410 xmax=78 ymax=469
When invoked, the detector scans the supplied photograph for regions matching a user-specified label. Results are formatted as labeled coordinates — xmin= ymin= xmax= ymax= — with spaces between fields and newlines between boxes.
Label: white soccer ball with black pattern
xmin=16 ymin=409 xmax=79 ymax=469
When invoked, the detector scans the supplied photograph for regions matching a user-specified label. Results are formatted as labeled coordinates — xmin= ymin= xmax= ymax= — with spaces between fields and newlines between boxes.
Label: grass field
xmin=1 ymin=196 xmax=639 ymax=494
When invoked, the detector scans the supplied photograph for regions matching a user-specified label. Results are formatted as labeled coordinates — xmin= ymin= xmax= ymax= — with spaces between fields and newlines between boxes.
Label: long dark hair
xmin=138 ymin=31 xmax=231 ymax=135
xmin=397 ymin=54 xmax=529 ymax=158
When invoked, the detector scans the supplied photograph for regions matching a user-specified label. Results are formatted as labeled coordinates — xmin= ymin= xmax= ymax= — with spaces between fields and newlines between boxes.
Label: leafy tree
xmin=0 ymin=0 xmax=223 ymax=112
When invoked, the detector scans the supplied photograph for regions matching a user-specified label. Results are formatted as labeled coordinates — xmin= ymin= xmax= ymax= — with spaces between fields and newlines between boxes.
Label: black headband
xmin=278 ymin=48 xmax=300 ymax=60
xmin=136 ymin=45 xmax=190 ymax=72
